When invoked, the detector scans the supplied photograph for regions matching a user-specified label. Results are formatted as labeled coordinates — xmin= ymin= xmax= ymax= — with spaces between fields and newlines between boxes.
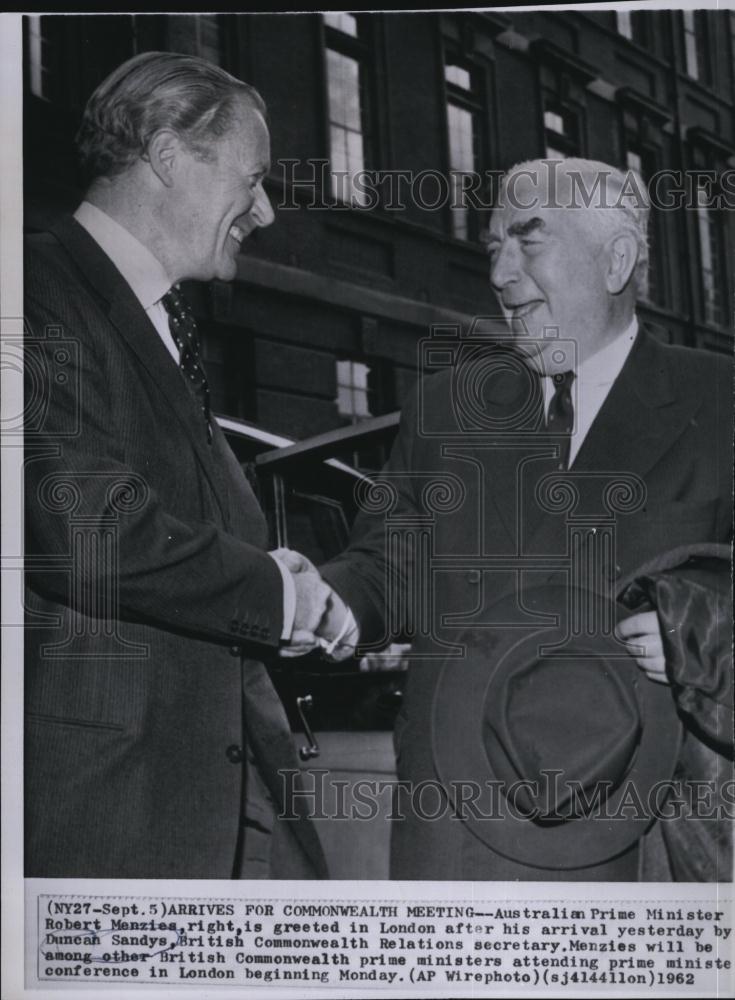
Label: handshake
xmin=270 ymin=548 xmax=357 ymax=660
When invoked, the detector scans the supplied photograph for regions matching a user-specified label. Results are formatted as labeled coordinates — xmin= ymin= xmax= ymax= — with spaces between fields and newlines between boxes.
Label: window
xmin=543 ymin=98 xmax=580 ymax=158
xmin=624 ymin=144 xmax=662 ymax=304
xmin=324 ymin=12 xmax=358 ymax=37
xmin=695 ymin=181 xmax=727 ymax=327
xmin=26 ymin=16 xmax=59 ymax=101
xmin=334 ymin=357 xmax=389 ymax=470
xmin=194 ymin=16 xmax=223 ymax=65
xmin=336 ymin=360 xmax=372 ymax=420
xmin=616 ymin=11 xmax=633 ymax=39
xmin=444 ymin=52 xmax=486 ymax=241
xmin=625 ymin=150 xmax=641 ymax=174
xmin=616 ymin=11 xmax=649 ymax=46
xmin=165 ymin=15 xmax=223 ymax=65
xmin=682 ymin=11 xmax=710 ymax=84
xmin=323 ymin=13 xmax=374 ymax=205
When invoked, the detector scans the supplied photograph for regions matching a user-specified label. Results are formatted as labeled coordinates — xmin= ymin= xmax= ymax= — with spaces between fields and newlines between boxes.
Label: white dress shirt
xmin=73 ymin=201 xmax=295 ymax=640
xmin=541 ymin=318 xmax=638 ymax=466
xmin=74 ymin=201 xmax=178 ymax=360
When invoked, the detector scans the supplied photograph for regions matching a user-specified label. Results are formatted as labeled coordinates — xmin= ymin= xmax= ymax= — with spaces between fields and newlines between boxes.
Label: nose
xmin=490 ymin=240 xmax=520 ymax=291
xmin=251 ymin=183 xmax=275 ymax=229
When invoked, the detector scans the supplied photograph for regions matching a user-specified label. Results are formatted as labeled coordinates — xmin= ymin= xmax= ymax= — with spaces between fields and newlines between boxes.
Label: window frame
xmin=441 ymin=45 xmax=490 ymax=244
xmin=620 ymin=117 xmax=667 ymax=308
xmin=615 ymin=10 xmax=650 ymax=47
xmin=681 ymin=10 xmax=712 ymax=86
xmin=542 ymin=90 xmax=582 ymax=159
xmin=692 ymin=176 xmax=729 ymax=329
xmin=24 ymin=15 xmax=73 ymax=107
xmin=321 ymin=12 xmax=378 ymax=207
xmin=336 ymin=357 xmax=373 ymax=423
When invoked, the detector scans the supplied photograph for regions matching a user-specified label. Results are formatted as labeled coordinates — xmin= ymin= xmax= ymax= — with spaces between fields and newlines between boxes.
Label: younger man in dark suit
xmin=25 ymin=52 xmax=329 ymax=878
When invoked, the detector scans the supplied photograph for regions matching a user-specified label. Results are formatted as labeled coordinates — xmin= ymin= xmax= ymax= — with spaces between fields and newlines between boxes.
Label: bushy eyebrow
xmin=507 ymin=217 xmax=546 ymax=238
xmin=486 ymin=216 xmax=546 ymax=248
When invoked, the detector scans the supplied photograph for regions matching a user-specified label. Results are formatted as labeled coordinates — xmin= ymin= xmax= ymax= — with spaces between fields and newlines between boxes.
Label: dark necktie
xmin=546 ymin=370 xmax=575 ymax=470
xmin=161 ymin=285 xmax=212 ymax=444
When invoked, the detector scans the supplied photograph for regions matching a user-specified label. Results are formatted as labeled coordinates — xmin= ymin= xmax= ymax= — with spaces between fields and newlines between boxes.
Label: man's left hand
xmin=615 ymin=610 xmax=669 ymax=684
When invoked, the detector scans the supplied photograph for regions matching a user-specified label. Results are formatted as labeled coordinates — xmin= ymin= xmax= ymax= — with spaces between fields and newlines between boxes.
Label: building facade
xmin=24 ymin=10 xmax=734 ymax=455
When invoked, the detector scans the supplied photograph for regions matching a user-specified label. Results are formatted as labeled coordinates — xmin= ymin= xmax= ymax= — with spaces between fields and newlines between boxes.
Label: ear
xmin=144 ymin=129 xmax=183 ymax=189
xmin=605 ymin=232 xmax=639 ymax=294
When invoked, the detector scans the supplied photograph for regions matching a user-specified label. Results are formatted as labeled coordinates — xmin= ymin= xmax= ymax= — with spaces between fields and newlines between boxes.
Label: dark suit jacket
xmin=323 ymin=330 xmax=733 ymax=880
xmin=24 ymin=217 xmax=327 ymax=879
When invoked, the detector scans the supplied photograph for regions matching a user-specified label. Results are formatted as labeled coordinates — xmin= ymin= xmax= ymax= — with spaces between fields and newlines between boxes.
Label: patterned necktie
xmin=161 ymin=284 xmax=212 ymax=444
xmin=546 ymin=370 xmax=575 ymax=470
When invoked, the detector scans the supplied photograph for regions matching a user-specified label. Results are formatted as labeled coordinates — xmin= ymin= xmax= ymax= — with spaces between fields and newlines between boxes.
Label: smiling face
xmin=166 ymin=99 xmax=273 ymax=282
xmin=487 ymin=170 xmax=615 ymax=373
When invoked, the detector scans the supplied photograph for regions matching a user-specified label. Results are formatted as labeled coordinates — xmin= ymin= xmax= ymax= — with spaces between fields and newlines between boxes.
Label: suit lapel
xmin=51 ymin=216 xmax=229 ymax=523
xmin=572 ymin=328 xmax=689 ymax=478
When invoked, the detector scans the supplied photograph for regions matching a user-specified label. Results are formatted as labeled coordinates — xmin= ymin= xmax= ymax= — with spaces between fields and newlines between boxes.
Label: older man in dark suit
xmin=312 ymin=158 xmax=732 ymax=880
xmin=24 ymin=52 xmax=329 ymax=879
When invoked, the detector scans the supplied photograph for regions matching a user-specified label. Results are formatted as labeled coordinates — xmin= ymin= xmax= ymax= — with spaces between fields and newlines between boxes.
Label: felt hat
xmin=432 ymin=584 xmax=683 ymax=869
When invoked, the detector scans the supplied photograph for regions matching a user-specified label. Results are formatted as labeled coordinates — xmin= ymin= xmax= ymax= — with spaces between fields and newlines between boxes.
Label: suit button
xmin=607 ymin=564 xmax=622 ymax=583
xmin=466 ymin=570 xmax=481 ymax=584
xmin=229 ymin=644 xmax=241 ymax=657
xmin=225 ymin=744 xmax=243 ymax=764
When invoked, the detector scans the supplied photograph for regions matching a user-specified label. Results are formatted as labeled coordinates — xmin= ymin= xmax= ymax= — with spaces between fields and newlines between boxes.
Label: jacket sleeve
xmin=24 ymin=266 xmax=284 ymax=649
xmin=320 ymin=388 xmax=423 ymax=648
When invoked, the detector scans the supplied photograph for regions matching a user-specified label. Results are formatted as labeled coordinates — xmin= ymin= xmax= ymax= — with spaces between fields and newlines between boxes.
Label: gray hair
xmin=500 ymin=158 xmax=650 ymax=296
xmin=76 ymin=51 xmax=266 ymax=181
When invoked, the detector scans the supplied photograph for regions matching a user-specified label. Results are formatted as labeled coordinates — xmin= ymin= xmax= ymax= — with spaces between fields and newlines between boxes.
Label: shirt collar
xmin=543 ymin=317 xmax=638 ymax=386
xmin=576 ymin=317 xmax=638 ymax=387
xmin=73 ymin=201 xmax=171 ymax=311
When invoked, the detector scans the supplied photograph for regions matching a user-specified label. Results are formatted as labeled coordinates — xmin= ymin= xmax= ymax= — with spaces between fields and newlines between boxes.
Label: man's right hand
xmin=271 ymin=548 xmax=358 ymax=658
xmin=291 ymin=567 xmax=331 ymax=643
xmin=271 ymin=547 xmax=318 ymax=576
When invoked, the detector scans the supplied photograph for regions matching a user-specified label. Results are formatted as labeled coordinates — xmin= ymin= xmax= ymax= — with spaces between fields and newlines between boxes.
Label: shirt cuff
xmin=336 ymin=608 xmax=360 ymax=648
xmin=318 ymin=607 xmax=360 ymax=661
xmin=269 ymin=553 xmax=295 ymax=640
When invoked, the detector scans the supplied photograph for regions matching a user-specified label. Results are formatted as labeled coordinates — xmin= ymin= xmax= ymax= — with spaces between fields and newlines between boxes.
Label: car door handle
xmin=296 ymin=694 xmax=320 ymax=760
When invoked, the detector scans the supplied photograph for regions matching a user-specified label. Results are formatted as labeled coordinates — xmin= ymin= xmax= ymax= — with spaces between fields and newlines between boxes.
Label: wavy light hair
xmin=76 ymin=51 xmax=266 ymax=181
